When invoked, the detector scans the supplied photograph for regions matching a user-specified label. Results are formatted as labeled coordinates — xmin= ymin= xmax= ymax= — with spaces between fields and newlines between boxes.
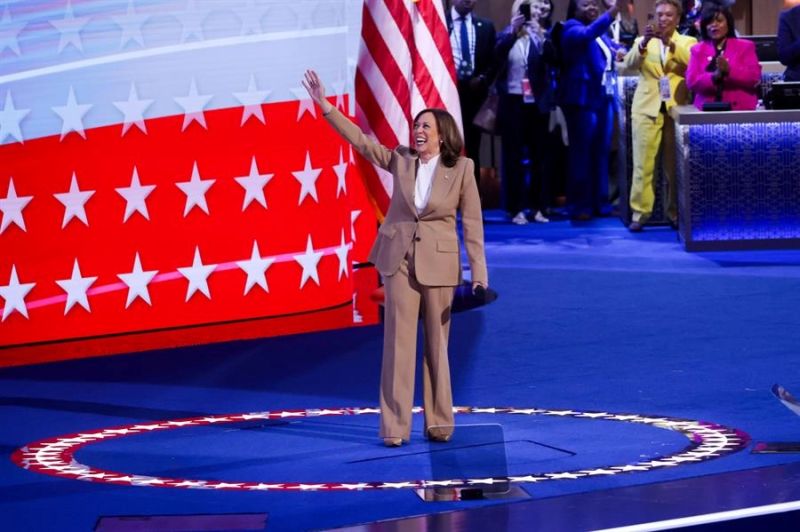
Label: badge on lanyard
xmin=659 ymin=76 xmax=671 ymax=101
xmin=603 ymin=71 xmax=616 ymax=97
xmin=522 ymin=77 xmax=536 ymax=104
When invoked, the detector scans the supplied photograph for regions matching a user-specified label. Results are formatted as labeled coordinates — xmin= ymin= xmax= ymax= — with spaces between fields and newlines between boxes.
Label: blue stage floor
xmin=3 ymin=215 xmax=800 ymax=531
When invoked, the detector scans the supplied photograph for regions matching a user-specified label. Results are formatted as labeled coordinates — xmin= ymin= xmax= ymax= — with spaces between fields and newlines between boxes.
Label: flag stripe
xmin=355 ymin=0 xmax=461 ymax=219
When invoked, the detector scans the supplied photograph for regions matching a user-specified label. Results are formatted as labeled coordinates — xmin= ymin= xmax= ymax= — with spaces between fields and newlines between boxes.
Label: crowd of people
xmin=299 ymin=0 xmax=800 ymax=447
xmin=450 ymin=0 xmax=798 ymax=231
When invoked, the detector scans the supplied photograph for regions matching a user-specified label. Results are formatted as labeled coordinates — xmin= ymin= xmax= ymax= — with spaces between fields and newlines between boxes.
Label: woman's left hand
xmin=472 ymin=281 xmax=488 ymax=294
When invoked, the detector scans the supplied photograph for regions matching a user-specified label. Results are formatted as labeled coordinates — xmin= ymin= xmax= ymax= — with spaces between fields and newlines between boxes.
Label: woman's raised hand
xmin=302 ymin=69 xmax=333 ymax=114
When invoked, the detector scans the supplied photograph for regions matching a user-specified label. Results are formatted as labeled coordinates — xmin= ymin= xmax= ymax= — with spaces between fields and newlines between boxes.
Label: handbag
xmin=472 ymin=87 xmax=499 ymax=134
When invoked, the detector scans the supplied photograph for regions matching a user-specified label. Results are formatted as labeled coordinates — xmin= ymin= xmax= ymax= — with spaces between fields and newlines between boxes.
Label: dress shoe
xmin=669 ymin=218 xmax=679 ymax=230
xmin=533 ymin=210 xmax=550 ymax=223
xmin=628 ymin=221 xmax=643 ymax=232
xmin=383 ymin=437 xmax=402 ymax=447
xmin=511 ymin=211 xmax=529 ymax=225
xmin=426 ymin=429 xmax=452 ymax=443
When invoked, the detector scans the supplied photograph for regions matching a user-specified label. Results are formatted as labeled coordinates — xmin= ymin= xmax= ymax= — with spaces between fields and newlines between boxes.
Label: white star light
xmin=292 ymin=152 xmax=322 ymax=205
xmin=0 ymin=266 xmax=35 ymax=321
xmin=116 ymin=167 xmax=155 ymax=222
xmin=54 ymin=172 xmax=95 ymax=228
xmin=333 ymin=147 xmax=348 ymax=197
xmin=233 ymin=74 xmax=270 ymax=125
xmin=350 ymin=209 xmax=361 ymax=242
xmin=112 ymin=0 xmax=148 ymax=49
xmin=117 ymin=253 xmax=158 ymax=308
xmin=178 ymin=0 xmax=206 ymax=43
xmin=290 ymin=87 xmax=316 ymax=120
xmin=176 ymin=162 xmax=215 ymax=216
xmin=112 ymin=83 xmax=153 ymax=136
xmin=332 ymin=79 xmax=347 ymax=111
xmin=0 ymin=178 xmax=33 ymax=234
xmin=177 ymin=247 xmax=216 ymax=301
xmin=50 ymin=0 xmax=90 ymax=54
xmin=293 ymin=235 xmax=323 ymax=288
xmin=52 ymin=86 xmax=92 ymax=140
xmin=174 ymin=78 xmax=212 ymax=131
xmin=0 ymin=91 xmax=30 ymax=144
xmin=0 ymin=5 xmax=26 ymax=56
xmin=56 ymin=259 xmax=98 ymax=314
xmin=235 ymin=156 xmax=273 ymax=210
xmin=334 ymin=230 xmax=349 ymax=280
xmin=236 ymin=241 xmax=275 ymax=295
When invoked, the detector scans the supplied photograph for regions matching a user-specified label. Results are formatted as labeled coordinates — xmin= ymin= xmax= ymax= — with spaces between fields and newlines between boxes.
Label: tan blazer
xmin=324 ymin=107 xmax=488 ymax=287
xmin=621 ymin=32 xmax=697 ymax=118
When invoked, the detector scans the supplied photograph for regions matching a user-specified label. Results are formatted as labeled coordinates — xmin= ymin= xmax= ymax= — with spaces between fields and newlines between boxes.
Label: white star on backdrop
xmin=333 ymin=147 xmax=348 ymax=197
xmin=50 ymin=0 xmax=90 ymax=54
xmin=54 ymin=172 xmax=95 ymax=228
xmin=290 ymin=87 xmax=316 ymax=120
xmin=0 ymin=90 xmax=30 ymax=144
xmin=332 ymin=79 xmax=347 ymax=111
xmin=236 ymin=241 xmax=275 ymax=295
xmin=112 ymin=83 xmax=154 ymax=136
xmin=174 ymin=78 xmax=212 ymax=131
xmin=292 ymin=152 xmax=322 ymax=205
xmin=55 ymin=259 xmax=98 ymax=315
xmin=176 ymin=162 xmax=215 ymax=216
xmin=117 ymin=253 xmax=158 ymax=308
xmin=334 ymin=230 xmax=349 ymax=280
xmin=178 ymin=0 xmax=206 ymax=43
xmin=0 ymin=178 xmax=33 ymax=234
xmin=350 ymin=209 xmax=362 ymax=242
xmin=52 ymin=86 xmax=93 ymax=140
xmin=112 ymin=0 xmax=149 ymax=49
xmin=177 ymin=247 xmax=216 ymax=301
xmin=115 ymin=167 xmax=155 ymax=222
xmin=233 ymin=74 xmax=270 ymax=126
xmin=0 ymin=266 xmax=36 ymax=321
xmin=235 ymin=156 xmax=273 ymax=210
xmin=293 ymin=235 xmax=323 ymax=288
xmin=0 ymin=5 xmax=26 ymax=56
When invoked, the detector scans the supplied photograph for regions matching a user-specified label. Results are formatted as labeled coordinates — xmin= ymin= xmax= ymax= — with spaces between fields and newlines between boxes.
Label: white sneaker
xmin=533 ymin=211 xmax=550 ymax=223
xmin=511 ymin=211 xmax=528 ymax=225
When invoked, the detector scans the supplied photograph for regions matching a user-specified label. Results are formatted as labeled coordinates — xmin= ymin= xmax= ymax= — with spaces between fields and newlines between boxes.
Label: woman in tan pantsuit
xmin=303 ymin=70 xmax=488 ymax=448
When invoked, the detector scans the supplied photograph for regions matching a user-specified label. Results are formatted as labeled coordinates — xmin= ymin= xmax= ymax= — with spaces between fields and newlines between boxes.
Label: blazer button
xmin=414 ymin=236 xmax=421 ymax=242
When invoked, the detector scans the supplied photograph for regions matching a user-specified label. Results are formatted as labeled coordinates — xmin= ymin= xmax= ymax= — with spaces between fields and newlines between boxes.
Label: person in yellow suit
xmin=621 ymin=0 xmax=696 ymax=232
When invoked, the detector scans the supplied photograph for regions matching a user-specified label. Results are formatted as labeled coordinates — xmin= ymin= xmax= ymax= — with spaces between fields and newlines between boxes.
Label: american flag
xmin=354 ymin=0 xmax=462 ymax=219
xmin=0 ymin=0 xmax=378 ymax=366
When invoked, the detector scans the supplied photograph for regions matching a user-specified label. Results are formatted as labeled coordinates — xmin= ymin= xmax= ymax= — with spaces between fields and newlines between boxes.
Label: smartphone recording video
xmin=520 ymin=3 xmax=531 ymax=21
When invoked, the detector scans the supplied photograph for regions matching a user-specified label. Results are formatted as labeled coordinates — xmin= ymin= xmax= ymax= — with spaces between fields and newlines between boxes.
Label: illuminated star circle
xmin=11 ymin=407 xmax=749 ymax=491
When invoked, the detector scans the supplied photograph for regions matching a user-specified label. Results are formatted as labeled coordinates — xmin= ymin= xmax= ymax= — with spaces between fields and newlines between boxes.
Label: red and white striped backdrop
xmin=0 ymin=0 xmax=379 ymax=366
xmin=354 ymin=0 xmax=462 ymax=220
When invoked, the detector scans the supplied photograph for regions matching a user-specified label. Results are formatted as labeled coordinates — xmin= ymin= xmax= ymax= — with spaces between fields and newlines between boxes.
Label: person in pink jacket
xmin=686 ymin=2 xmax=761 ymax=111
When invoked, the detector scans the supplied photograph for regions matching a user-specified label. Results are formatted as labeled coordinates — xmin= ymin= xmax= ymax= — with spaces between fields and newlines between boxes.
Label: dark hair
xmin=539 ymin=0 xmax=554 ymax=29
xmin=566 ymin=0 xmax=597 ymax=22
xmin=413 ymin=108 xmax=463 ymax=168
xmin=699 ymin=3 xmax=736 ymax=41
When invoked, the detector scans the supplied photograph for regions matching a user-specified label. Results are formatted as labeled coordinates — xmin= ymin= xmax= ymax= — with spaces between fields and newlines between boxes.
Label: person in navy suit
xmin=447 ymin=0 xmax=497 ymax=184
xmin=778 ymin=4 xmax=800 ymax=82
xmin=558 ymin=0 xmax=620 ymax=221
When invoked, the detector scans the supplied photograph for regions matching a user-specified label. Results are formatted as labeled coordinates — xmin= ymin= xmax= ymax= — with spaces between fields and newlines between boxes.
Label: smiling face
xmin=655 ymin=2 xmax=679 ymax=37
xmin=413 ymin=112 xmax=441 ymax=161
xmin=706 ymin=12 xmax=729 ymax=43
xmin=576 ymin=0 xmax=599 ymax=24
xmin=535 ymin=0 xmax=551 ymax=21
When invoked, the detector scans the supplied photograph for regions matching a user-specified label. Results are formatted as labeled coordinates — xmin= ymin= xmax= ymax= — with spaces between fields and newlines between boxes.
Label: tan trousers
xmin=379 ymin=243 xmax=455 ymax=440
xmin=629 ymin=110 xmax=677 ymax=223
